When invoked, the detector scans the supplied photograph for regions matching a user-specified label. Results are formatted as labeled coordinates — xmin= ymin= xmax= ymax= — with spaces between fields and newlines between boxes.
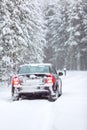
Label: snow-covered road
xmin=0 ymin=71 xmax=87 ymax=130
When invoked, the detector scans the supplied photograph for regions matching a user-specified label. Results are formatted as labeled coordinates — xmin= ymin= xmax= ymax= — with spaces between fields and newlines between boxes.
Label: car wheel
xmin=12 ymin=95 xmax=19 ymax=101
xmin=11 ymin=87 xmax=19 ymax=101
xmin=58 ymin=78 xmax=62 ymax=96
xmin=49 ymin=86 xmax=59 ymax=102
xmin=11 ymin=86 xmax=14 ymax=97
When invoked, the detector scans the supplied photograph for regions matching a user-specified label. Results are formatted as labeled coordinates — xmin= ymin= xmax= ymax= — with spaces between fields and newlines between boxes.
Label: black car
xmin=11 ymin=63 xmax=63 ymax=101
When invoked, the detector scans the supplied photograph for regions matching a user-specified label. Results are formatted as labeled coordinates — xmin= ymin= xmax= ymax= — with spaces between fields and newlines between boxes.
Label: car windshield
xmin=18 ymin=65 xmax=50 ymax=74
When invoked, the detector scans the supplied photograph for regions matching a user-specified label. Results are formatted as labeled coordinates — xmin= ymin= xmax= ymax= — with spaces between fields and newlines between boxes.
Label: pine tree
xmin=66 ymin=0 xmax=87 ymax=70
xmin=0 ymin=0 xmax=46 ymax=79
xmin=44 ymin=0 xmax=87 ymax=70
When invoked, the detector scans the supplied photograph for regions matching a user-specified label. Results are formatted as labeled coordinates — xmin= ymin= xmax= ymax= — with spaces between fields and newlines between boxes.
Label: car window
xmin=50 ymin=66 xmax=57 ymax=74
xmin=18 ymin=65 xmax=50 ymax=74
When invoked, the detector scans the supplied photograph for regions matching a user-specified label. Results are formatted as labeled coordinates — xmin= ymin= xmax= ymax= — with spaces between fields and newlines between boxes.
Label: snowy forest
xmin=0 ymin=0 xmax=87 ymax=79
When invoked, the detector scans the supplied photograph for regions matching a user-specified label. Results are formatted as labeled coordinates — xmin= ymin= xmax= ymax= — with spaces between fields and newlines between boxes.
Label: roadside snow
xmin=0 ymin=71 xmax=87 ymax=130
xmin=51 ymin=71 xmax=87 ymax=130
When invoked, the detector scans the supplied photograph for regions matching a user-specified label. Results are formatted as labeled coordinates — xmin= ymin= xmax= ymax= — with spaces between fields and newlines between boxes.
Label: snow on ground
xmin=0 ymin=71 xmax=87 ymax=130
xmin=51 ymin=71 xmax=87 ymax=130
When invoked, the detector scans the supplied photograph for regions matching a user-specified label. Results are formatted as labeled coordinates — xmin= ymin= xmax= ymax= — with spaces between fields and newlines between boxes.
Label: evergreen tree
xmin=66 ymin=0 xmax=87 ymax=70
xmin=0 ymin=0 xmax=46 ymax=79
xmin=44 ymin=0 xmax=87 ymax=70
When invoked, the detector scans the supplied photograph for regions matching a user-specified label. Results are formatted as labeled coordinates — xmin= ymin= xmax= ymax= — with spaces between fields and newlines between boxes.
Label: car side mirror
xmin=58 ymin=72 xmax=63 ymax=76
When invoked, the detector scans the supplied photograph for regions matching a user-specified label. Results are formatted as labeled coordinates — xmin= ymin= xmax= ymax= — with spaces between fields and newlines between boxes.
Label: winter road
xmin=0 ymin=71 xmax=87 ymax=130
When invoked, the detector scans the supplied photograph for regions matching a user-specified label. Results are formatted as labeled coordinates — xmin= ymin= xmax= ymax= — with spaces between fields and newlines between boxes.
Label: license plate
xmin=25 ymin=79 xmax=42 ymax=86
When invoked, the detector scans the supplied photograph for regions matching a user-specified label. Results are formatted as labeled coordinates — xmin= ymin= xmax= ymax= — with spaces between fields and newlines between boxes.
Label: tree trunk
xmin=77 ymin=50 xmax=81 ymax=70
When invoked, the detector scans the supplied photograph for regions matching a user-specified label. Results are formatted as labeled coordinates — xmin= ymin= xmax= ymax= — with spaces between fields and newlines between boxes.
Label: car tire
xmin=58 ymin=78 xmax=62 ymax=96
xmin=11 ymin=87 xmax=19 ymax=101
xmin=11 ymin=86 xmax=14 ymax=97
xmin=12 ymin=95 xmax=19 ymax=101
xmin=48 ymin=86 xmax=59 ymax=102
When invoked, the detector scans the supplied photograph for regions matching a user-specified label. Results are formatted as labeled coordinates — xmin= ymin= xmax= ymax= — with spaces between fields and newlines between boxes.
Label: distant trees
xmin=66 ymin=0 xmax=87 ymax=70
xmin=44 ymin=0 xmax=87 ymax=70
